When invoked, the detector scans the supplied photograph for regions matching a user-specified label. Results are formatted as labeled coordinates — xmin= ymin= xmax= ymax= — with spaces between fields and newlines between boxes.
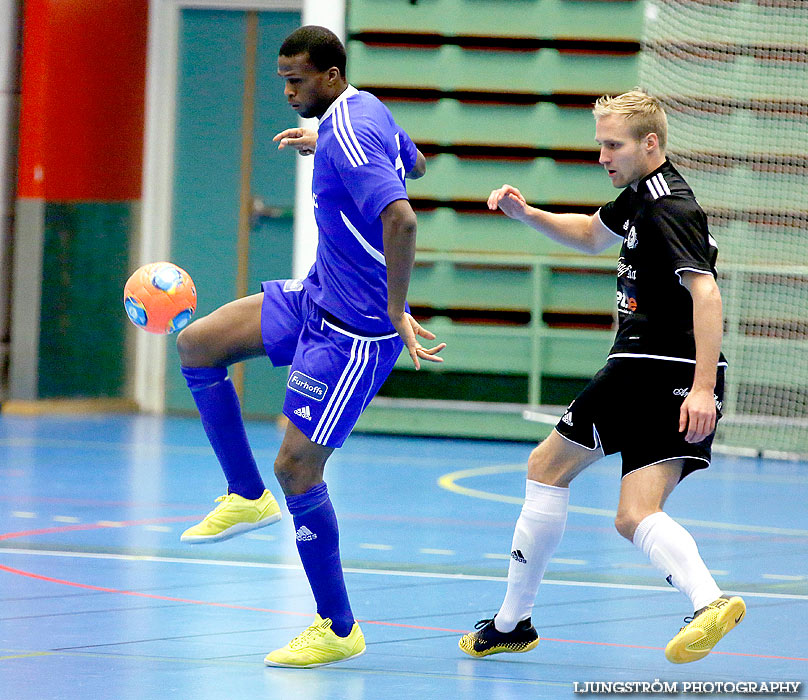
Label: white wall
xmin=292 ymin=0 xmax=345 ymax=279
xmin=0 ymin=0 xmax=20 ymax=399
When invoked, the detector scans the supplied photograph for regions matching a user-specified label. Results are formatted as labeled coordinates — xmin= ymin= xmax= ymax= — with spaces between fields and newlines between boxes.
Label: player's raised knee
xmin=176 ymin=320 xmax=207 ymax=366
xmin=614 ymin=510 xmax=643 ymax=541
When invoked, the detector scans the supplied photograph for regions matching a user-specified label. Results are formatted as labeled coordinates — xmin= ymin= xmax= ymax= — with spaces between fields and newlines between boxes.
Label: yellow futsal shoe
xmin=665 ymin=596 xmax=746 ymax=664
xmin=264 ymin=615 xmax=366 ymax=668
xmin=180 ymin=489 xmax=281 ymax=544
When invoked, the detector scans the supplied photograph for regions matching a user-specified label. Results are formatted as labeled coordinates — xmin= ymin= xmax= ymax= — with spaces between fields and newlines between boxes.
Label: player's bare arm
xmin=487 ymin=184 xmax=617 ymax=254
xmin=380 ymin=198 xmax=445 ymax=370
xmin=273 ymin=127 xmax=318 ymax=155
xmin=679 ymin=271 xmax=723 ymax=443
xmin=406 ymin=149 xmax=426 ymax=180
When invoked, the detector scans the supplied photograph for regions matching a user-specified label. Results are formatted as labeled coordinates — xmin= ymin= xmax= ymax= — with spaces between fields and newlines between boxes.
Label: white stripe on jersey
xmin=336 ymin=102 xmax=365 ymax=166
xmin=646 ymin=176 xmax=662 ymax=199
xmin=339 ymin=100 xmax=368 ymax=165
xmin=708 ymin=234 xmax=718 ymax=249
xmin=331 ymin=112 xmax=359 ymax=167
xmin=607 ymin=352 xmax=728 ymax=367
xmin=674 ymin=266 xmax=713 ymax=285
xmin=646 ymin=173 xmax=671 ymax=200
xmin=341 ymin=211 xmax=386 ymax=266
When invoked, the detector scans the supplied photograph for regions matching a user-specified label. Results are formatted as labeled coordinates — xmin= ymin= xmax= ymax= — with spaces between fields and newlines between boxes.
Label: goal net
xmin=640 ymin=0 xmax=808 ymax=456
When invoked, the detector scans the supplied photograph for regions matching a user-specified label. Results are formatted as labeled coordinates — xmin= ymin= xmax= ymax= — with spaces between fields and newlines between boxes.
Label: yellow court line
xmin=438 ymin=464 xmax=808 ymax=537
xmin=0 ymin=651 xmax=53 ymax=661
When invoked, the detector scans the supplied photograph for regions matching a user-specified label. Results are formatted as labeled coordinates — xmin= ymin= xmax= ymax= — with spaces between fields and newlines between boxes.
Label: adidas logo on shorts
xmin=296 ymin=525 xmax=317 ymax=542
xmin=294 ymin=405 xmax=312 ymax=421
xmin=561 ymin=411 xmax=573 ymax=426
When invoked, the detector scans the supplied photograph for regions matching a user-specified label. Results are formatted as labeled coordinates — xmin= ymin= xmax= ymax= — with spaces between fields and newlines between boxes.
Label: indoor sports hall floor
xmin=1 ymin=412 xmax=806 ymax=700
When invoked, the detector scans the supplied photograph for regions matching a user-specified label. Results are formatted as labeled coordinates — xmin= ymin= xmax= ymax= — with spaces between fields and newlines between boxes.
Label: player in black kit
xmin=459 ymin=90 xmax=745 ymax=664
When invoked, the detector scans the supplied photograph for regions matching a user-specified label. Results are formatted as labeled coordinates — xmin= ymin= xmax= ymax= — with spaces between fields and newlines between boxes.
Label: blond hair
xmin=593 ymin=89 xmax=668 ymax=152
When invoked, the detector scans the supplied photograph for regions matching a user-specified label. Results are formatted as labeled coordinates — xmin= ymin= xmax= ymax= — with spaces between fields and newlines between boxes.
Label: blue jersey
xmin=303 ymin=85 xmax=418 ymax=334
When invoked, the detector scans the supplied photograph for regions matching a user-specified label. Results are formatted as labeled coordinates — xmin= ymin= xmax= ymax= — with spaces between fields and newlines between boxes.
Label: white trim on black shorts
xmin=621 ymin=455 xmax=710 ymax=480
xmin=553 ymin=426 xmax=604 ymax=452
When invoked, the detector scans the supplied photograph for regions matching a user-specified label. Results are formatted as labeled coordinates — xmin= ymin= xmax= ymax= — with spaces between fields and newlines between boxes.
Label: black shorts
xmin=554 ymin=357 xmax=726 ymax=480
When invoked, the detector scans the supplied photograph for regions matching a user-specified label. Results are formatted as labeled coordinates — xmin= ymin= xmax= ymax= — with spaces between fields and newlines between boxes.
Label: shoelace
xmin=679 ymin=604 xmax=709 ymax=631
xmin=199 ymin=494 xmax=235 ymax=518
xmin=290 ymin=621 xmax=330 ymax=649
xmin=474 ymin=618 xmax=494 ymax=631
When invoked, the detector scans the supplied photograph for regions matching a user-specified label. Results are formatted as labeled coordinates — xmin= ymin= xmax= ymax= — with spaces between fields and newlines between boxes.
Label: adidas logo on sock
xmin=511 ymin=549 xmax=527 ymax=564
xmin=294 ymin=405 xmax=312 ymax=421
xmin=296 ymin=525 xmax=317 ymax=542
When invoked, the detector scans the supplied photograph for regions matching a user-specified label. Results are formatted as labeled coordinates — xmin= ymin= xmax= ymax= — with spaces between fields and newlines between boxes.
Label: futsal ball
xmin=123 ymin=262 xmax=197 ymax=334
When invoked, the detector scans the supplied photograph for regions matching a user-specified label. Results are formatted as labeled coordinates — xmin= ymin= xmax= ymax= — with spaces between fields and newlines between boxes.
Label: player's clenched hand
xmin=273 ymin=128 xmax=318 ymax=155
xmin=390 ymin=312 xmax=446 ymax=371
xmin=679 ymin=388 xmax=717 ymax=443
xmin=487 ymin=184 xmax=528 ymax=221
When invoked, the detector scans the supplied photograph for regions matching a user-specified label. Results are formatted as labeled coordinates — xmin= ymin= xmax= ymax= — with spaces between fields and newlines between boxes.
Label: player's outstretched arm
xmin=273 ymin=127 xmax=318 ymax=155
xmin=381 ymin=199 xmax=446 ymax=370
xmin=678 ymin=271 xmax=723 ymax=443
xmin=487 ymin=184 xmax=617 ymax=254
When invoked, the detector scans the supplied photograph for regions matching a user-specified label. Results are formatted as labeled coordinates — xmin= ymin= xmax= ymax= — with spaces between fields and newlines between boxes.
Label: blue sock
xmin=286 ymin=482 xmax=354 ymax=637
xmin=181 ymin=366 xmax=265 ymax=500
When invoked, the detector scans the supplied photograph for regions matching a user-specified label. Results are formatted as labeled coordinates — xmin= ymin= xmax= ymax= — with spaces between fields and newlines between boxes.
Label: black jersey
xmin=597 ymin=159 xmax=726 ymax=364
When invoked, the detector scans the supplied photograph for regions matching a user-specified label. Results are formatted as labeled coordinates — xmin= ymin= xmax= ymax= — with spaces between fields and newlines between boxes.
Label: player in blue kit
xmin=175 ymin=25 xmax=444 ymax=667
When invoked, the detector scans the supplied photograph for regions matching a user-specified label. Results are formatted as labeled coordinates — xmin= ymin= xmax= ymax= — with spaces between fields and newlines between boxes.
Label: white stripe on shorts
xmin=321 ymin=340 xmax=372 ymax=445
xmin=311 ymin=338 xmax=370 ymax=445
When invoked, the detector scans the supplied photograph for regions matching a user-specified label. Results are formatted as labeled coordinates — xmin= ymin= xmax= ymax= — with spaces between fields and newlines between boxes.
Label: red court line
xmin=2 ymin=562 xmax=806 ymax=662
xmin=0 ymin=516 xmax=200 ymax=541
xmin=1 ymin=522 xmax=806 ymax=662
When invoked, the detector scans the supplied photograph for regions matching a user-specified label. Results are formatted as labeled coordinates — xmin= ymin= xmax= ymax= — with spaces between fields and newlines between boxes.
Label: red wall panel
xmin=17 ymin=0 xmax=148 ymax=200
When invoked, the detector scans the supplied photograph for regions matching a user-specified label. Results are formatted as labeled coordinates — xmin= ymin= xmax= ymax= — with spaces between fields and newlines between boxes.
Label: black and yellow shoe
xmin=665 ymin=595 xmax=746 ymax=664
xmin=459 ymin=617 xmax=539 ymax=658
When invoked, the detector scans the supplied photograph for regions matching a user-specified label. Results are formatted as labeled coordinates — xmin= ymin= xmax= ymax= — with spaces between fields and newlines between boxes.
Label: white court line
xmin=1 ymin=547 xmax=807 ymax=601
xmin=419 ymin=548 xmax=455 ymax=556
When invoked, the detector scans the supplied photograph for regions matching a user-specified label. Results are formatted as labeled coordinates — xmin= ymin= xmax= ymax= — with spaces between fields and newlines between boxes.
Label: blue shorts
xmin=260 ymin=279 xmax=403 ymax=448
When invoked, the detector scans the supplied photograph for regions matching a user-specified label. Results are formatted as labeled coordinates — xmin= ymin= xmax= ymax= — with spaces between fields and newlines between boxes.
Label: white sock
xmin=495 ymin=479 xmax=569 ymax=633
xmin=633 ymin=511 xmax=721 ymax=611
